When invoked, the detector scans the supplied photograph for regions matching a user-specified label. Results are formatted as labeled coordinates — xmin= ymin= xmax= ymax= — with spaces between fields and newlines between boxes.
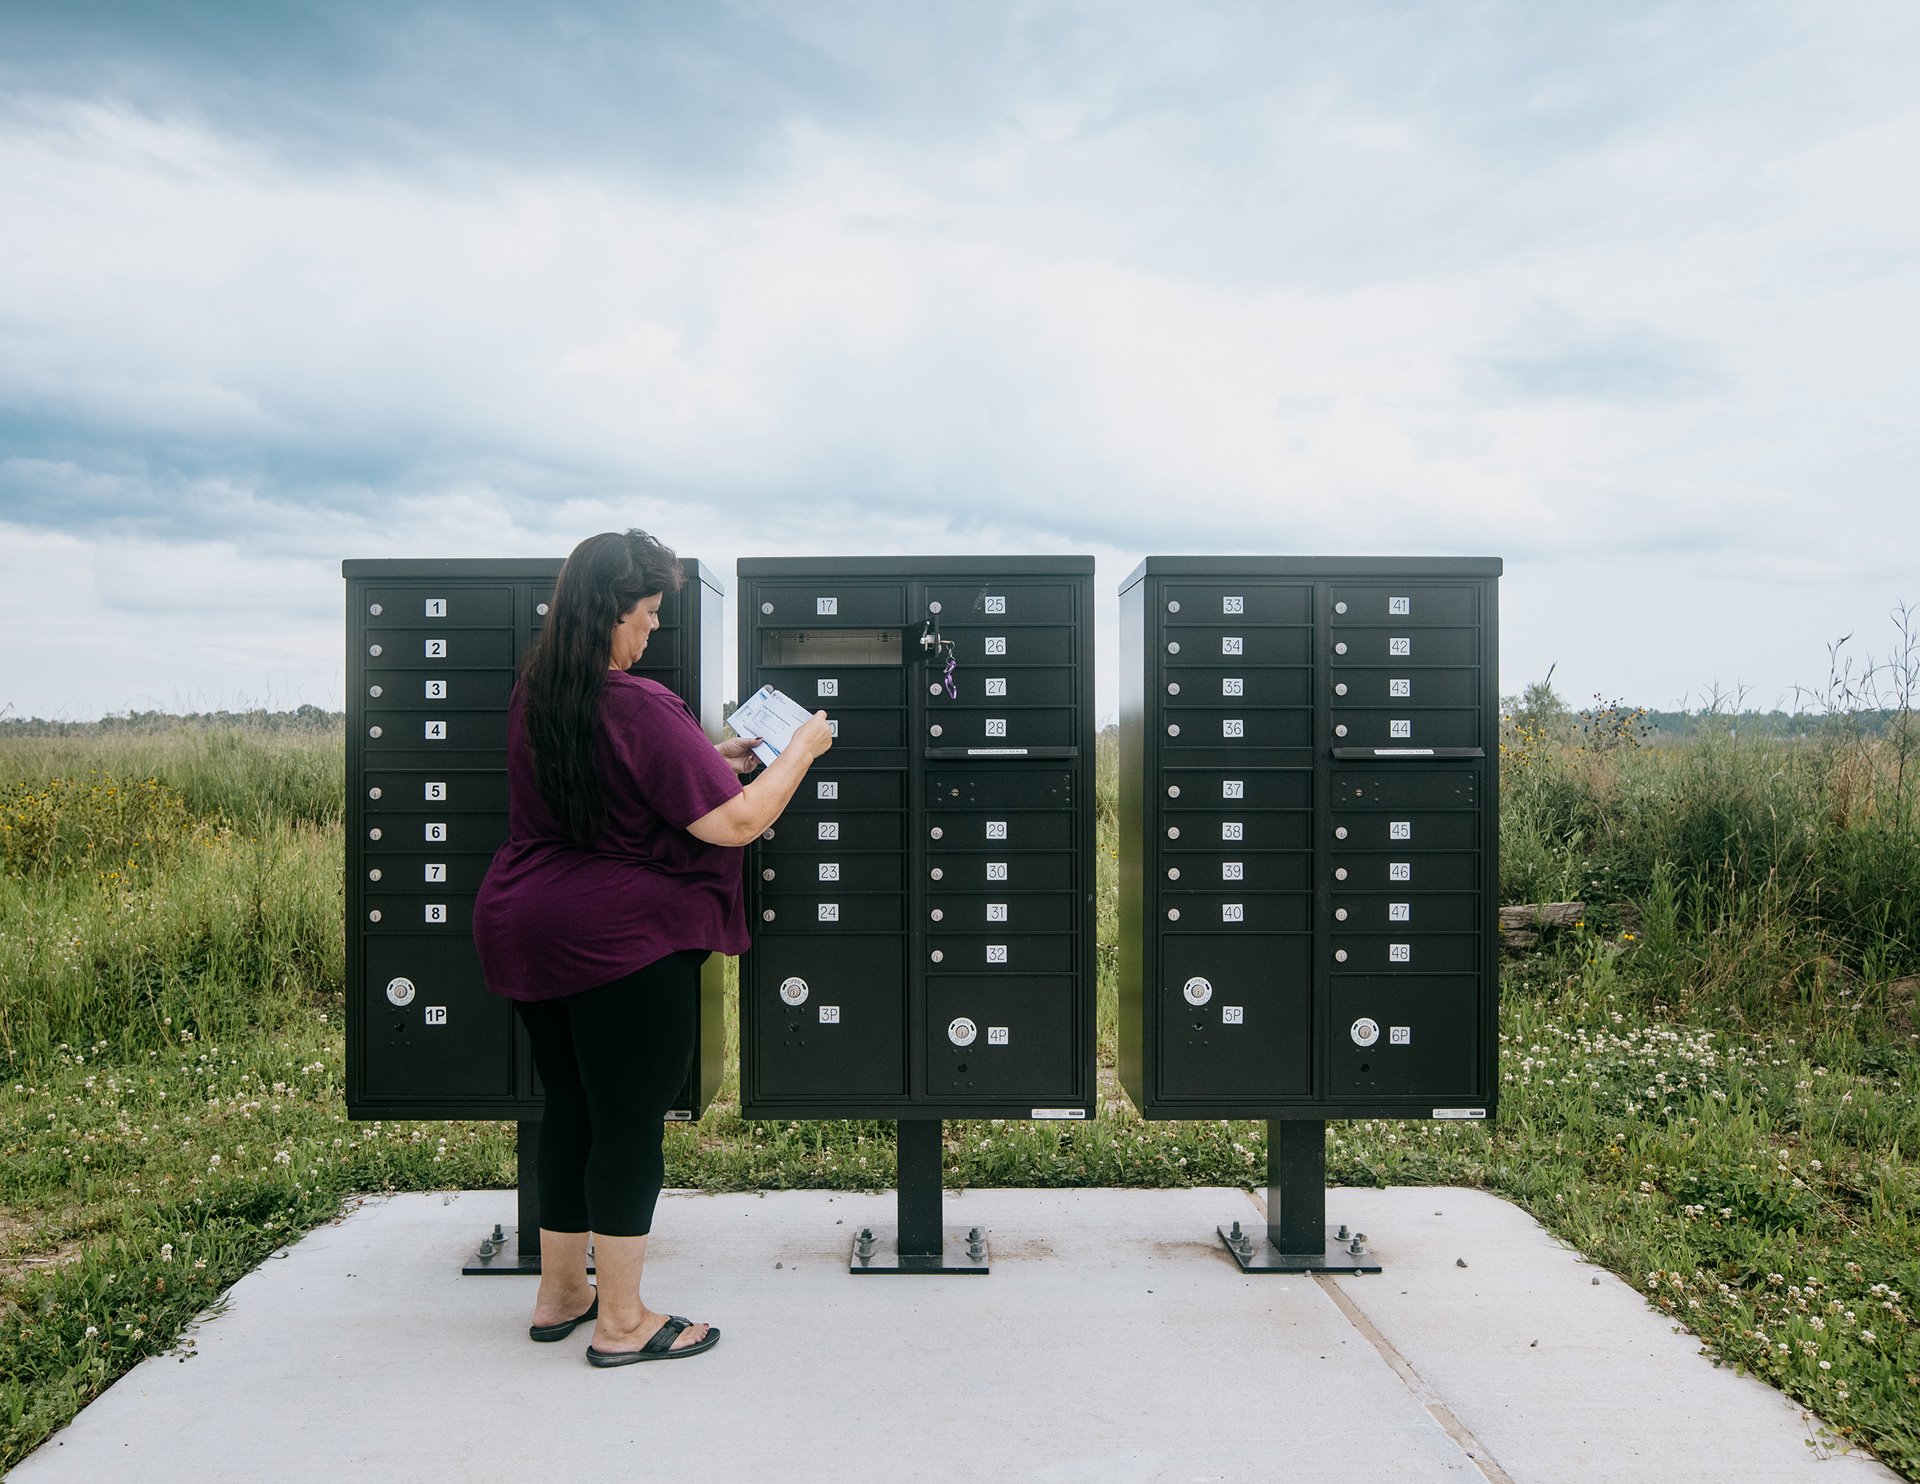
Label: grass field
xmin=2 ymin=712 xmax=1917 ymax=1475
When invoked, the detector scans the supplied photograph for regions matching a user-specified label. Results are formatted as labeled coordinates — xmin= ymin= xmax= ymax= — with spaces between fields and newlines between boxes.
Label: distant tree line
xmin=0 ymin=706 xmax=345 ymax=737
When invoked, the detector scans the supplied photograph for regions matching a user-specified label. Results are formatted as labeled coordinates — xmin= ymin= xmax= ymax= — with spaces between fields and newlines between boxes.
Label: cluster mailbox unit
xmin=341 ymin=557 xmax=726 ymax=1271
xmin=1119 ymin=556 xmax=1501 ymax=1272
xmin=736 ymin=557 xmax=1098 ymax=1271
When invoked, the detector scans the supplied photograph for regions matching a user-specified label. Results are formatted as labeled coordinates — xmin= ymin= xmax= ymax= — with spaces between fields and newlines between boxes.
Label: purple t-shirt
xmin=472 ymin=672 xmax=748 ymax=1001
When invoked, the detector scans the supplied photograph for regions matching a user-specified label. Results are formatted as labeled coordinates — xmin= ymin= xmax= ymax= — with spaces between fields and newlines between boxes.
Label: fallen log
xmin=1498 ymin=901 xmax=1584 ymax=952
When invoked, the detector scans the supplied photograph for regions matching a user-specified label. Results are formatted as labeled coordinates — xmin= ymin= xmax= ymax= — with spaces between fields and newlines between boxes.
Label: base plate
xmin=849 ymin=1226 xmax=990 ymax=1275
xmin=462 ymin=1226 xmax=598 ymax=1277
xmin=1218 ymin=1223 xmax=1382 ymax=1274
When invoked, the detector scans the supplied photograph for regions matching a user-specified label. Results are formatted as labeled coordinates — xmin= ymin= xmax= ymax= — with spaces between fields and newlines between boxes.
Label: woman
xmin=472 ymin=529 xmax=832 ymax=1366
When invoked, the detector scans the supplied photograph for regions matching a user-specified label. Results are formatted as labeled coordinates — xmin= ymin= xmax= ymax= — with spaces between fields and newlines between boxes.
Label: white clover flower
xmin=85 ymin=1325 xmax=98 ymax=1338
xmin=159 ymin=1244 xmax=173 ymax=1262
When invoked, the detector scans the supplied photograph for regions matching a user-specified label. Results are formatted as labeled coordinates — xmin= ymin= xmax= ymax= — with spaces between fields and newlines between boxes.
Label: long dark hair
xmin=522 ymin=529 xmax=682 ymax=845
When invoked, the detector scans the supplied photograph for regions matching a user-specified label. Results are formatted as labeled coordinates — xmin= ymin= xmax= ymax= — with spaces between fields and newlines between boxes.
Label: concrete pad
xmin=1317 ymin=1189 xmax=1893 ymax=1483
xmin=8 ymin=1188 xmax=1897 ymax=1484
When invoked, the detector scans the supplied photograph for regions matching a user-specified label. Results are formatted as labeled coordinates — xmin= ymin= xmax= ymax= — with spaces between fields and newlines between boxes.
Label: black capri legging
xmin=512 ymin=950 xmax=704 ymax=1237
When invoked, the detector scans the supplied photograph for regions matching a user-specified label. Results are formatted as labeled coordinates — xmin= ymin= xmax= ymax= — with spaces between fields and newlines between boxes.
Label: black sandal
xmin=528 ymin=1295 xmax=598 ymax=1343
xmin=585 ymin=1315 xmax=720 ymax=1366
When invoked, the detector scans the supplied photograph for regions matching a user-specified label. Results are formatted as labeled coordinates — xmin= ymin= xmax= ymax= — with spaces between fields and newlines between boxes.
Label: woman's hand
xmin=790 ymin=711 xmax=834 ymax=761
xmin=717 ymin=736 xmax=762 ymax=776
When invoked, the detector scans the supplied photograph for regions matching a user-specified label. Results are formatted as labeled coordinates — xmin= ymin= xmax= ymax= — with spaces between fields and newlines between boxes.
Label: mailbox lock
xmin=1166 ymin=641 xmax=1180 ymax=655
xmin=368 ymin=685 xmax=383 ymax=699
xmin=369 ymin=602 xmax=383 ymax=616
xmin=930 ymin=827 xmax=944 ymax=840
xmin=1334 ymin=683 xmax=1348 ymax=696
xmin=1166 ymin=723 xmax=1180 ymax=737
xmin=368 ymin=725 xmax=383 ymax=739
xmin=762 ymin=909 xmax=776 ymax=922
xmin=948 ymin=1017 xmax=977 ymax=1047
xmin=368 ymin=643 xmax=383 ymax=657
xmin=1166 ymin=826 xmax=1180 ymax=840
xmin=930 ymin=867 xmax=944 ymax=881
xmin=1334 ymin=867 xmax=1348 ymax=881
xmin=929 ymin=601 xmax=942 ymax=614
xmin=385 ymin=977 xmax=416 ymax=1007
xmin=1334 ymin=826 xmax=1349 ymax=840
xmin=368 ymin=868 xmax=383 ymax=882
xmin=761 ymin=602 xmax=774 ymax=615
xmin=1335 ymin=907 xmax=1348 ymax=921
xmin=1167 ymin=908 xmax=1180 ymax=921
xmin=1350 ymin=1017 xmax=1381 ymax=1047
xmin=1167 ymin=600 xmax=1180 ymax=613
xmin=1334 ymin=642 xmax=1348 ymax=655
xmin=368 ymin=909 xmax=383 ymax=923
xmin=368 ymin=828 xmax=383 ymax=841
xmin=930 ymin=724 xmax=944 ymax=737
xmin=368 ymin=786 xmax=382 ymax=800
xmin=1335 ymin=601 xmax=1348 ymax=615
xmin=1166 ymin=867 xmax=1181 ymax=881
xmin=1334 ymin=949 xmax=1349 ymax=963
xmin=779 ymin=977 xmax=809 ymax=1006
xmin=1334 ymin=725 xmax=1348 ymax=738
xmin=1166 ymin=785 xmax=1180 ymax=798
xmin=1183 ymin=977 xmax=1213 ymax=1006
xmin=931 ymin=909 xmax=944 ymax=922
xmin=930 ymin=683 xmax=943 ymax=695
xmin=762 ymin=868 xmax=776 ymax=881
xmin=537 ymin=602 xmax=550 ymax=616
xmin=1167 ymin=682 xmax=1180 ymax=696
xmin=762 ymin=828 xmax=776 ymax=841
xmin=931 ymin=950 xmax=945 ymax=964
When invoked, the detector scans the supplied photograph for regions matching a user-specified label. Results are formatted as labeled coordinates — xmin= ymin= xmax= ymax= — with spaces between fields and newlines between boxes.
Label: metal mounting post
xmin=850 ymin=1119 xmax=989 ymax=1274
xmin=464 ymin=1120 xmax=596 ymax=1277
xmin=1219 ymin=1119 xmax=1381 ymax=1274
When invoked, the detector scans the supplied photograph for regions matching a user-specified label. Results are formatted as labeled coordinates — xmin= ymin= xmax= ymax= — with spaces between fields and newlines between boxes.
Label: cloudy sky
xmin=3 ymin=1 xmax=1917 ymax=721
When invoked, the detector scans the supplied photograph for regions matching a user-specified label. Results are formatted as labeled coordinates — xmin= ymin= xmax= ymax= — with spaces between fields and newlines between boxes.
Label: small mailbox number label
xmin=985 ymin=677 xmax=1007 ymax=696
xmin=984 ymin=596 xmax=1007 ymax=614
xmin=425 ymin=863 xmax=446 ymax=882
xmin=985 ymin=637 xmax=1007 ymax=655
xmin=1222 ymin=637 xmax=1243 ymax=656
xmin=425 ymin=598 xmax=447 ymax=618
xmin=425 ymin=904 xmax=447 ymax=923
xmin=424 ymin=639 xmax=447 ymax=659
xmin=1222 ymin=780 xmax=1244 ymax=799
xmin=424 ymin=1007 xmax=448 ymax=1026
xmin=819 ymin=1005 xmax=840 ymax=1023
xmin=985 ymin=718 xmax=1007 ymax=737
xmin=1390 ymin=677 xmax=1412 ymax=697
xmin=1222 ymin=903 xmax=1244 ymax=922
xmin=425 ymin=781 xmax=446 ymax=800
xmin=987 ymin=862 xmax=1009 ymax=881
xmin=1222 ymin=862 xmax=1243 ymax=880
xmin=1222 ymin=719 xmax=1244 ymax=738
xmin=1221 ymin=822 xmax=1243 ymax=841
xmin=817 ymin=781 xmax=838 ymax=800
xmin=1389 ymin=902 xmax=1411 ymax=921
xmin=986 ymin=820 xmax=1008 ymax=840
xmin=987 ymin=1026 xmax=1009 ymax=1045
xmin=818 ymin=903 xmax=839 ymax=921
xmin=1222 ymin=677 xmax=1243 ymax=696
xmin=425 ymin=680 xmax=447 ymax=700
xmin=817 ymin=678 xmax=839 ymax=697
xmin=818 ymin=863 xmax=840 ymax=881
xmin=1389 ymin=943 xmax=1412 ymax=962
xmin=425 ymin=823 xmax=447 ymax=842
xmin=986 ymin=902 xmax=1008 ymax=922
xmin=1222 ymin=595 xmax=1244 ymax=614
xmin=1389 ymin=637 xmax=1411 ymax=656
xmin=1390 ymin=861 xmax=1412 ymax=881
xmin=1389 ymin=596 xmax=1411 ymax=615
xmin=1390 ymin=719 xmax=1413 ymax=739
xmin=1390 ymin=820 xmax=1412 ymax=840
xmin=986 ymin=945 xmax=1009 ymax=964
xmin=1222 ymin=1006 xmax=1244 ymax=1025
xmin=816 ymin=597 xmax=838 ymax=615
xmin=424 ymin=721 xmax=446 ymax=741
xmin=818 ymin=822 xmax=839 ymax=840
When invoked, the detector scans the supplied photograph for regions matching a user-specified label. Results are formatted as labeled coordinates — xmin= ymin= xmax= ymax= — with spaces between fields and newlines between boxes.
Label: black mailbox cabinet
xmin=1119 ymin=556 xmax=1502 ymax=1122
xmin=343 ymin=557 xmax=727 ymax=1122
xmin=737 ymin=557 xmax=1098 ymax=1121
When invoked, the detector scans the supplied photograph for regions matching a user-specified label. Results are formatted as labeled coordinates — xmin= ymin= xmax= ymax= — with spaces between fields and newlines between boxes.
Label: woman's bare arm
xmin=686 ymin=712 xmax=834 ymax=846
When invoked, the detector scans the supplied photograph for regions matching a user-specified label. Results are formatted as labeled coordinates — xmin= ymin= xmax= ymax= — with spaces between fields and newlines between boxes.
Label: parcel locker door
xmin=925 ymin=978 xmax=1077 ymax=1102
xmin=750 ymin=937 xmax=906 ymax=1100
xmin=1157 ymin=936 xmax=1312 ymax=1100
xmin=362 ymin=936 xmax=515 ymax=1100
xmin=1329 ymin=976 xmax=1480 ymax=1099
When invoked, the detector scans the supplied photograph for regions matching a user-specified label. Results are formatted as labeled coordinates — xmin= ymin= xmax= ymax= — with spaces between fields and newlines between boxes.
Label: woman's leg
xmin=564 ymin=951 xmax=706 ymax=1352
xmin=511 ymin=998 xmax=598 ymax=1327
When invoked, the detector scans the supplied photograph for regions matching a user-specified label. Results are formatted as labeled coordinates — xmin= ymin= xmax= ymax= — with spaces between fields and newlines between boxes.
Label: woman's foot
xmin=589 ymin=1306 xmax=712 ymax=1357
xmin=529 ymin=1283 xmax=598 ymax=1333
